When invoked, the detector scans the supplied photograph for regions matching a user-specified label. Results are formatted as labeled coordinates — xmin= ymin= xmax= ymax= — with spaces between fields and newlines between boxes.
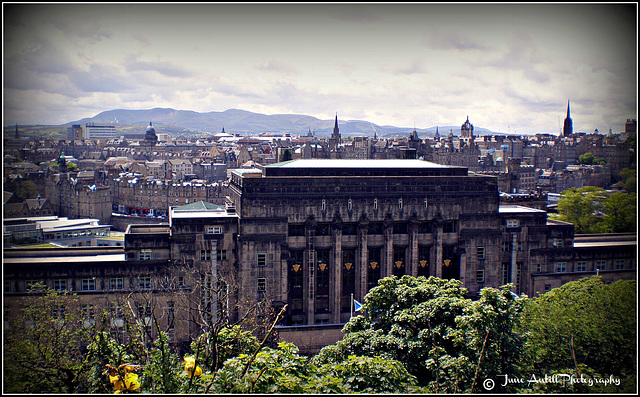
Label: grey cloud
xmin=124 ymin=55 xmax=194 ymax=78
xmin=68 ymin=63 xmax=136 ymax=93
xmin=424 ymin=31 xmax=491 ymax=51
xmin=391 ymin=59 xmax=427 ymax=75
xmin=254 ymin=60 xmax=300 ymax=75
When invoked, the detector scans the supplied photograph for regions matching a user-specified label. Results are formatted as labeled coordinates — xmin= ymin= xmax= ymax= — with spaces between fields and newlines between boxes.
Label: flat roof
xmin=573 ymin=241 xmax=636 ymax=248
xmin=3 ymin=253 xmax=125 ymax=264
xmin=498 ymin=205 xmax=547 ymax=214
xmin=265 ymin=159 xmax=450 ymax=169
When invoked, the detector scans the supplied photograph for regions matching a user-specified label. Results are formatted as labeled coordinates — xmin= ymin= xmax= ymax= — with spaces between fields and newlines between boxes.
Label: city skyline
xmin=3 ymin=3 xmax=637 ymax=134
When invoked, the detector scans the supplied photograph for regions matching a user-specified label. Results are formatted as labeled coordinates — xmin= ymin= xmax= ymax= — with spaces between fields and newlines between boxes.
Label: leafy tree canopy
xmin=519 ymin=276 xmax=636 ymax=392
xmin=552 ymin=186 xmax=636 ymax=233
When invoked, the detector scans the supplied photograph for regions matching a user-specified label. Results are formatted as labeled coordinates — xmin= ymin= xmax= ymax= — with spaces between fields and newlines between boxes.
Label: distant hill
xmin=7 ymin=108 xmax=498 ymax=139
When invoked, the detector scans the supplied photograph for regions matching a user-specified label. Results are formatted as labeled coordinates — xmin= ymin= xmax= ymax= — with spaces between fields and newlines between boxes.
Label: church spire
xmin=563 ymin=99 xmax=573 ymax=136
xmin=331 ymin=113 xmax=341 ymax=142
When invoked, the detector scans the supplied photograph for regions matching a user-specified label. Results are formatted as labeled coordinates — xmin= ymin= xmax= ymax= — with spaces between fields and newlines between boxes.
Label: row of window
xmin=8 ymin=275 xmax=186 ymax=293
xmin=320 ymin=198 xmax=428 ymax=212
xmin=553 ymin=259 xmax=627 ymax=273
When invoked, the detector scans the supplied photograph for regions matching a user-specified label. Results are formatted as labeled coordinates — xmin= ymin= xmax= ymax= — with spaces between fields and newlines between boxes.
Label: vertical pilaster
xmin=357 ymin=216 xmax=369 ymax=301
xmin=331 ymin=221 xmax=343 ymax=323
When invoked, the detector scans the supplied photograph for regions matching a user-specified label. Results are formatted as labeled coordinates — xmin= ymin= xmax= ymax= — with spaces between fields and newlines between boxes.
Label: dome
xmin=146 ymin=121 xmax=156 ymax=134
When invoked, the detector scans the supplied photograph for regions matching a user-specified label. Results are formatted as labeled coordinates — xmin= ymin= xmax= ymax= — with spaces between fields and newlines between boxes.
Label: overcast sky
xmin=3 ymin=3 xmax=637 ymax=134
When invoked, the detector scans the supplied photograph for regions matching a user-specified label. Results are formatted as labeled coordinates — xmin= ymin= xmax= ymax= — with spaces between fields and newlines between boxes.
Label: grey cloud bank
xmin=3 ymin=3 xmax=636 ymax=134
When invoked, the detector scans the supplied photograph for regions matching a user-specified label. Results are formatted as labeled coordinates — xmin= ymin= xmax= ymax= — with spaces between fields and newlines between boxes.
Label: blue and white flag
xmin=353 ymin=299 xmax=363 ymax=312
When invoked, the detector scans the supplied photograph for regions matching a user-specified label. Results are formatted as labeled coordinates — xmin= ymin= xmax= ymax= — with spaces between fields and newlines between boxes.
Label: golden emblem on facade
xmin=419 ymin=260 xmax=428 ymax=268
xmin=291 ymin=264 xmax=301 ymax=273
xmin=443 ymin=259 xmax=451 ymax=267
xmin=394 ymin=260 xmax=403 ymax=268
xmin=344 ymin=262 xmax=353 ymax=271
xmin=318 ymin=263 xmax=327 ymax=272
xmin=369 ymin=261 xmax=378 ymax=269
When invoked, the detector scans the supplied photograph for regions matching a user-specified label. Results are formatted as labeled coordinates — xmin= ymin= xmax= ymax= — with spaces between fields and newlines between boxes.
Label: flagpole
xmin=350 ymin=293 xmax=353 ymax=318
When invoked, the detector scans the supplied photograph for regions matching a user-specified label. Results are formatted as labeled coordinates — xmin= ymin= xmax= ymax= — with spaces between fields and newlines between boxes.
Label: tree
xmin=15 ymin=179 xmax=39 ymax=200
xmin=519 ymin=276 xmax=636 ymax=393
xmin=601 ymin=192 xmax=636 ymax=233
xmin=3 ymin=284 xmax=93 ymax=393
xmin=311 ymin=276 xmax=526 ymax=393
xmin=552 ymin=187 xmax=637 ymax=234
xmin=578 ymin=152 xmax=605 ymax=166
xmin=553 ymin=187 xmax=608 ymax=233
xmin=614 ymin=168 xmax=637 ymax=193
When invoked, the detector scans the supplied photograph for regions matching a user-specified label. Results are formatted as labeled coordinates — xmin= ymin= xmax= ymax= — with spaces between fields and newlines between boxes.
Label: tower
xmin=144 ymin=121 xmax=158 ymax=146
xmin=331 ymin=113 xmax=341 ymax=142
xmin=461 ymin=116 xmax=474 ymax=139
xmin=563 ymin=100 xmax=573 ymax=136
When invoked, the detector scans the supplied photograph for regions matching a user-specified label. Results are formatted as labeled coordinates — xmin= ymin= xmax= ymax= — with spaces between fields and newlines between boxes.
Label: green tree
xmin=552 ymin=186 xmax=609 ymax=233
xmin=312 ymin=276 xmax=525 ymax=393
xmin=579 ymin=152 xmax=596 ymax=165
xmin=3 ymin=285 xmax=93 ymax=393
xmin=15 ymin=179 xmax=39 ymax=200
xmin=615 ymin=168 xmax=637 ymax=193
xmin=601 ymin=192 xmax=636 ymax=233
xmin=519 ymin=276 xmax=636 ymax=393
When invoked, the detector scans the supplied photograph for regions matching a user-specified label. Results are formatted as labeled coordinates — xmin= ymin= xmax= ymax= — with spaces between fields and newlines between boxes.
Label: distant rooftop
xmin=265 ymin=159 xmax=449 ymax=169
xmin=170 ymin=200 xmax=237 ymax=220
xmin=259 ymin=159 xmax=468 ymax=178
xmin=172 ymin=201 xmax=225 ymax=212
xmin=498 ymin=205 xmax=547 ymax=214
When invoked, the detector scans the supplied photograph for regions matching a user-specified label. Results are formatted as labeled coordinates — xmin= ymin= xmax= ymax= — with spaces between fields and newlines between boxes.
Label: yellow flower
xmin=124 ymin=372 xmax=140 ymax=391
xmin=109 ymin=375 xmax=124 ymax=392
xmin=184 ymin=356 xmax=203 ymax=377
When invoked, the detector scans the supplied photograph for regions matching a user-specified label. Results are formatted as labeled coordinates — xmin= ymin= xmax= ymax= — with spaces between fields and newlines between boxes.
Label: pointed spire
xmin=566 ymin=100 xmax=571 ymax=118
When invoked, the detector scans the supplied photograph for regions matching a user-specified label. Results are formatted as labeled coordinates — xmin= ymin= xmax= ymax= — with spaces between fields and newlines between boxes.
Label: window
xmin=52 ymin=305 xmax=65 ymax=321
xmin=138 ymin=276 xmax=152 ymax=289
xmin=81 ymin=304 xmax=96 ymax=328
xmin=82 ymin=278 xmax=96 ymax=291
xmin=109 ymin=277 xmax=124 ymax=290
xmin=348 ymin=199 xmax=352 ymax=210
xmin=555 ymin=262 xmax=567 ymax=273
xmin=544 ymin=284 xmax=552 ymax=293
xmin=53 ymin=279 xmax=67 ymax=291
xmin=200 ymin=250 xmax=212 ymax=261
xmin=398 ymin=198 xmax=403 ymax=210
xmin=501 ymin=264 xmax=510 ymax=285
xmin=25 ymin=280 xmax=44 ymax=291
xmin=424 ymin=198 xmax=428 ymax=209
xmin=477 ymin=246 xmax=485 ymax=260
xmin=321 ymin=199 xmax=326 ymax=211
xmin=576 ymin=261 xmax=587 ymax=272
xmin=476 ymin=269 xmax=485 ymax=283
xmin=596 ymin=260 xmax=607 ymax=271
xmin=217 ymin=250 xmax=227 ymax=261
xmin=206 ymin=226 xmax=222 ymax=234
xmin=506 ymin=219 xmax=519 ymax=228
xmin=177 ymin=276 xmax=185 ymax=287
xmin=257 ymin=278 xmax=267 ymax=292
xmin=257 ymin=252 xmax=267 ymax=267
xmin=614 ymin=259 xmax=625 ymax=270
xmin=374 ymin=198 xmax=378 ymax=210
xmin=138 ymin=249 xmax=152 ymax=260
xmin=553 ymin=238 xmax=564 ymax=248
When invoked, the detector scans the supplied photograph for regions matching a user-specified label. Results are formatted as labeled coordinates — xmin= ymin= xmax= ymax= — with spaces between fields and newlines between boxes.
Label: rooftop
xmin=265 ymin=159 xmax=449 ymax=169
xmin=498 ymin=205 xmax=547 ymax=214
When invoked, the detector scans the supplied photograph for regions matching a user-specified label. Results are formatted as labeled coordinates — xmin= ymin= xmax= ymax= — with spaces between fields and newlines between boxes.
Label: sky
xmin=3 ymin=3 xmax=638 ymax=135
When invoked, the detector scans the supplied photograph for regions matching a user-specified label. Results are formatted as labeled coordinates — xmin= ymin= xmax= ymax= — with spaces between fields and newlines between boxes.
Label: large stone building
xmin=3 ymin=159 xmax=636 ymax=354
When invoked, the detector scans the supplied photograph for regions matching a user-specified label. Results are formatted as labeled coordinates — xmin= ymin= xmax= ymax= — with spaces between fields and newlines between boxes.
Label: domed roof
xmin=146 ymin=121 xmax=155 ymax=133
